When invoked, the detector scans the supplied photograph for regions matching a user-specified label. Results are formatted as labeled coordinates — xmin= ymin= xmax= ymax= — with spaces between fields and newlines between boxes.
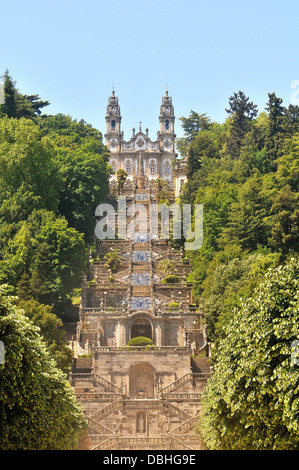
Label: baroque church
xmin=105 ymin=89 xmax=187 ymax=197
xmin=69 ymin=91 xmax=210 ymax=451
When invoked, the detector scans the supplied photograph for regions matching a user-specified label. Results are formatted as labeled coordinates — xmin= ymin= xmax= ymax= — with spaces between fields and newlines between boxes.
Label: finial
xmin=139 ymin=120 xmax=142 ymax=132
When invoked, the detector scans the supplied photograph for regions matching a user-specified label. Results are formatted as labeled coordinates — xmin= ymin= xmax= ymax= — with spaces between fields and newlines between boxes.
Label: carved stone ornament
xmin=136 ymin=138 xmax=144 ymax=148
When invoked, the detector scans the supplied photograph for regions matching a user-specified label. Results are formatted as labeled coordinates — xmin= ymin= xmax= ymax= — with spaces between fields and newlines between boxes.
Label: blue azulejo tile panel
xmin=132 ymin=251 xmax=150 ymax=262
xmin=131 ymin=274 xmax=150 ymax=285
xmin=135 ymin=194 xmax=149 ymax=201
xmin=130 ymin=297 xmax=151 ymax=310
xmin=134 ymin=233 xmax=150 ymax=243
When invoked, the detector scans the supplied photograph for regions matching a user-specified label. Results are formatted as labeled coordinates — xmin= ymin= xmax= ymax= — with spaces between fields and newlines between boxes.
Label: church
xmin=105 ymin=89 xmax=187 ymax=196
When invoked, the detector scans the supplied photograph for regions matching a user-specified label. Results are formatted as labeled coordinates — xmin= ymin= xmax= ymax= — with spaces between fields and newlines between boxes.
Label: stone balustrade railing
xmin=79 ymin=308 xmax=203 ymax=321
xmin=162 ymin=393 xmax=202 ymax=400
xmin=92 ymin=346 xmax=191 ymax=353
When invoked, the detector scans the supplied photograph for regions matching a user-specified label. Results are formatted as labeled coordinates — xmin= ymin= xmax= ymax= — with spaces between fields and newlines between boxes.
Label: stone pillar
xmin=155 ymin=322 xmax=162 ymax=347
xmin=117 ymin=321 xmax=127 ymax=347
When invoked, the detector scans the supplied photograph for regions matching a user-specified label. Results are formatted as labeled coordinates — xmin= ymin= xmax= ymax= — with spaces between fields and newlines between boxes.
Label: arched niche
xmin=130 ymin=316 xmax=153 ymax=341
xmin=129 ymin=363 xmax=155 ymax=398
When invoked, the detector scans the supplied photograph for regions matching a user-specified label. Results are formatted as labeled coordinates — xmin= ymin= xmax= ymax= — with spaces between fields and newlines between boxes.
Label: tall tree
xmin=269 ymin=185 xmax=299 ymax=255
xmin=265 ymin=92 xmax=286 ymax=161
xmin=0 ymin=70 xmax=17 ymax=118
xmin=179 ymin=110 xmax=211 ymax=142
xmin=0 ymin=70 xmax=49 ymax=119
xmin=226 ymin=91 xmax=258 ymax=158
xmin=176 ymin=110 xmax=212 ymax=158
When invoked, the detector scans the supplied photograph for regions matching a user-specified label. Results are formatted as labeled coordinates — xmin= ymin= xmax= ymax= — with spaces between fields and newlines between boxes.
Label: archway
xmin=129 ymin=363 xmax=155 ymax=398
xmin=131 ymin=317 xmax=152 ymax=341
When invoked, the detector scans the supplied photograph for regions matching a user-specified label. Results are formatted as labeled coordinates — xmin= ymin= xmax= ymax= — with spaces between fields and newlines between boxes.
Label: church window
xmin=150 ymin=165 xmax=155 ymax=174
xmin=126 ymin=164 xmax=131 ymax=174
xmin=165 ymin=120 xmax=169 ymax=130
xmin=165 ymin=165 xmax=170 ymax=175
xmin=111 ymin=120 xmax=116 ymax=131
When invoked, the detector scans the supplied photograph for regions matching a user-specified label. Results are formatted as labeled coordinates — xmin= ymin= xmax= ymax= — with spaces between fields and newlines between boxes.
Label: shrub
xmin=127 ymin=336 xmax=154 ymax=347
xmin=161 ymin=274 xmax=181 ymax=284
xmin=168 ymin=301 xmax=179 ymax=309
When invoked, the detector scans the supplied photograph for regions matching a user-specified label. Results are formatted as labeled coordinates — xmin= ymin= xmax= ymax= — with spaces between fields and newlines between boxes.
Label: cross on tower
xmin=139 ymin=121 xmax=142 ymax=131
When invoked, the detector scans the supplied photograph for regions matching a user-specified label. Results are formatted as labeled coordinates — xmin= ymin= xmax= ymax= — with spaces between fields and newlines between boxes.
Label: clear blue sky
xmin=2 ymin=0 xmax=299 ymax=140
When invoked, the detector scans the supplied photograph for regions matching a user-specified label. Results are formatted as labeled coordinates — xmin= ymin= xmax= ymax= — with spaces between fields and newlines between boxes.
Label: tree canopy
xmin=199 ymin=258 xmax=299 ymax=450
xmin=179 ymin=90 xmax=299 ymax=450
xmin=0 ymin=286 xmax=87 ymax=449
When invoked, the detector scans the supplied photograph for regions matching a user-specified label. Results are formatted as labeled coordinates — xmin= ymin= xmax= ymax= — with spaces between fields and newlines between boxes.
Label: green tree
xmin=153 ymin=178 xmax=174 ymax=204
xmin=0 ymin=70 xmax=17 ymax=118
xmin=18 ymin=298 xmax=73 ymax=374
xmin=157 ymin=259 xmax=176 ymax=275
xmin=0 ymin=117 xmax=60 ymax=212
xmin=116 ymin=169 xmax=128 ymax=192
xmin=179 ymin=110 xmax=211 ymax=142
xmin=0 ymin=70 xmax=49 ymax=119
xmin=0 ymin=286 xmax=87 ymax=449
xmin=1 ymin=209 xmax=86 ymax=318
xmin=269 ymin=185 xmax=299 ymax=255
xmin=104 ymin=249 xmax=121 ymax=274
xmin=225 ymin=91 xmax=258 ymax=158
xmin=40 ymin=114 xmax=110 ymax=242
xmin=176 ymin=110 xmax=212 ymax=158
xmin=186 ymin=130 xmax=219 ymax=178
xmin=29 ymin=242 xmax=56 ymax=305
xmin=218 ymin=172 xmax=270 ymax=251
xmin=265 ymin=92 xmax=286 ymax=161
xmin=199 ymin=258 xmax=299 ymax=450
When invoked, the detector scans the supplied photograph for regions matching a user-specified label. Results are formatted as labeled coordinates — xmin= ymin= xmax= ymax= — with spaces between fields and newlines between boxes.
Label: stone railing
xmin=163 ymin=400 xmax=192 ymax=421
xmin=161 ymin=373 xmax=193 ymax=393
xmin=75 ymin=392 xmax=120 ymax=400
xmin=170 ymin=417 xmax=198 ymax=434
xmin=72 ymin=372 xmax=121 ymax=393
xmin=93 ymin=346 xmax=190 ymax=353
xmin=162 ymin=393 xmax=202 ymax=400
xmin=91 ymin=436 xmax=193 ymax=451
xmin=88 ymin=399 xmax=119 ymax=422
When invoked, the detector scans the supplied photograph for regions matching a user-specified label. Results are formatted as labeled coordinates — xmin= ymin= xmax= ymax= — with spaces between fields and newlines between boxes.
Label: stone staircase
xmin=88 ymin=400 xmax=119 ymax=423
xmin=161 ymin=373 xmax=194 ymax=394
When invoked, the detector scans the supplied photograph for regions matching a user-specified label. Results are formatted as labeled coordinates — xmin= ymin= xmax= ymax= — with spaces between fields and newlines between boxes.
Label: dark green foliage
xmin=180 ymin=90 xmax=299 ymax=450
xmin=0 ymin=72 xmax=111 ymax=449
xmin=0 ymin=286 xmax=87 ymax=449
xmin=0 ymin=70 xmax=49 ymax=119
xmin=225 ymin=91 xmax=258 ymax=158
xmin=40 ymin=113 xmax=110 ymax=242
xmin=161 ymin=274 xmax=181 ymax=284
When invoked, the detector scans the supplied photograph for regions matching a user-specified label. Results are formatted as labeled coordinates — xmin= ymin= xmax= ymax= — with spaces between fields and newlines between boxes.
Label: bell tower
xmin=159 ymin=90 xmax=176 ymax=152
xmin=105 ymin=89 xmax=122 ymax=151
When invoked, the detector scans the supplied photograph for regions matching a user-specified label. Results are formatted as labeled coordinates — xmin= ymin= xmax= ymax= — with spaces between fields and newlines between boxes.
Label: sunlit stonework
xmin=104 ymin=89 xmax=187 ymax=196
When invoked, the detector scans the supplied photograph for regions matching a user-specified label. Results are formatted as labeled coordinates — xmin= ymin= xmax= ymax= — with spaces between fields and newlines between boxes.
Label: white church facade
xmin=104 ymin=89 xmax=187 ymax=196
